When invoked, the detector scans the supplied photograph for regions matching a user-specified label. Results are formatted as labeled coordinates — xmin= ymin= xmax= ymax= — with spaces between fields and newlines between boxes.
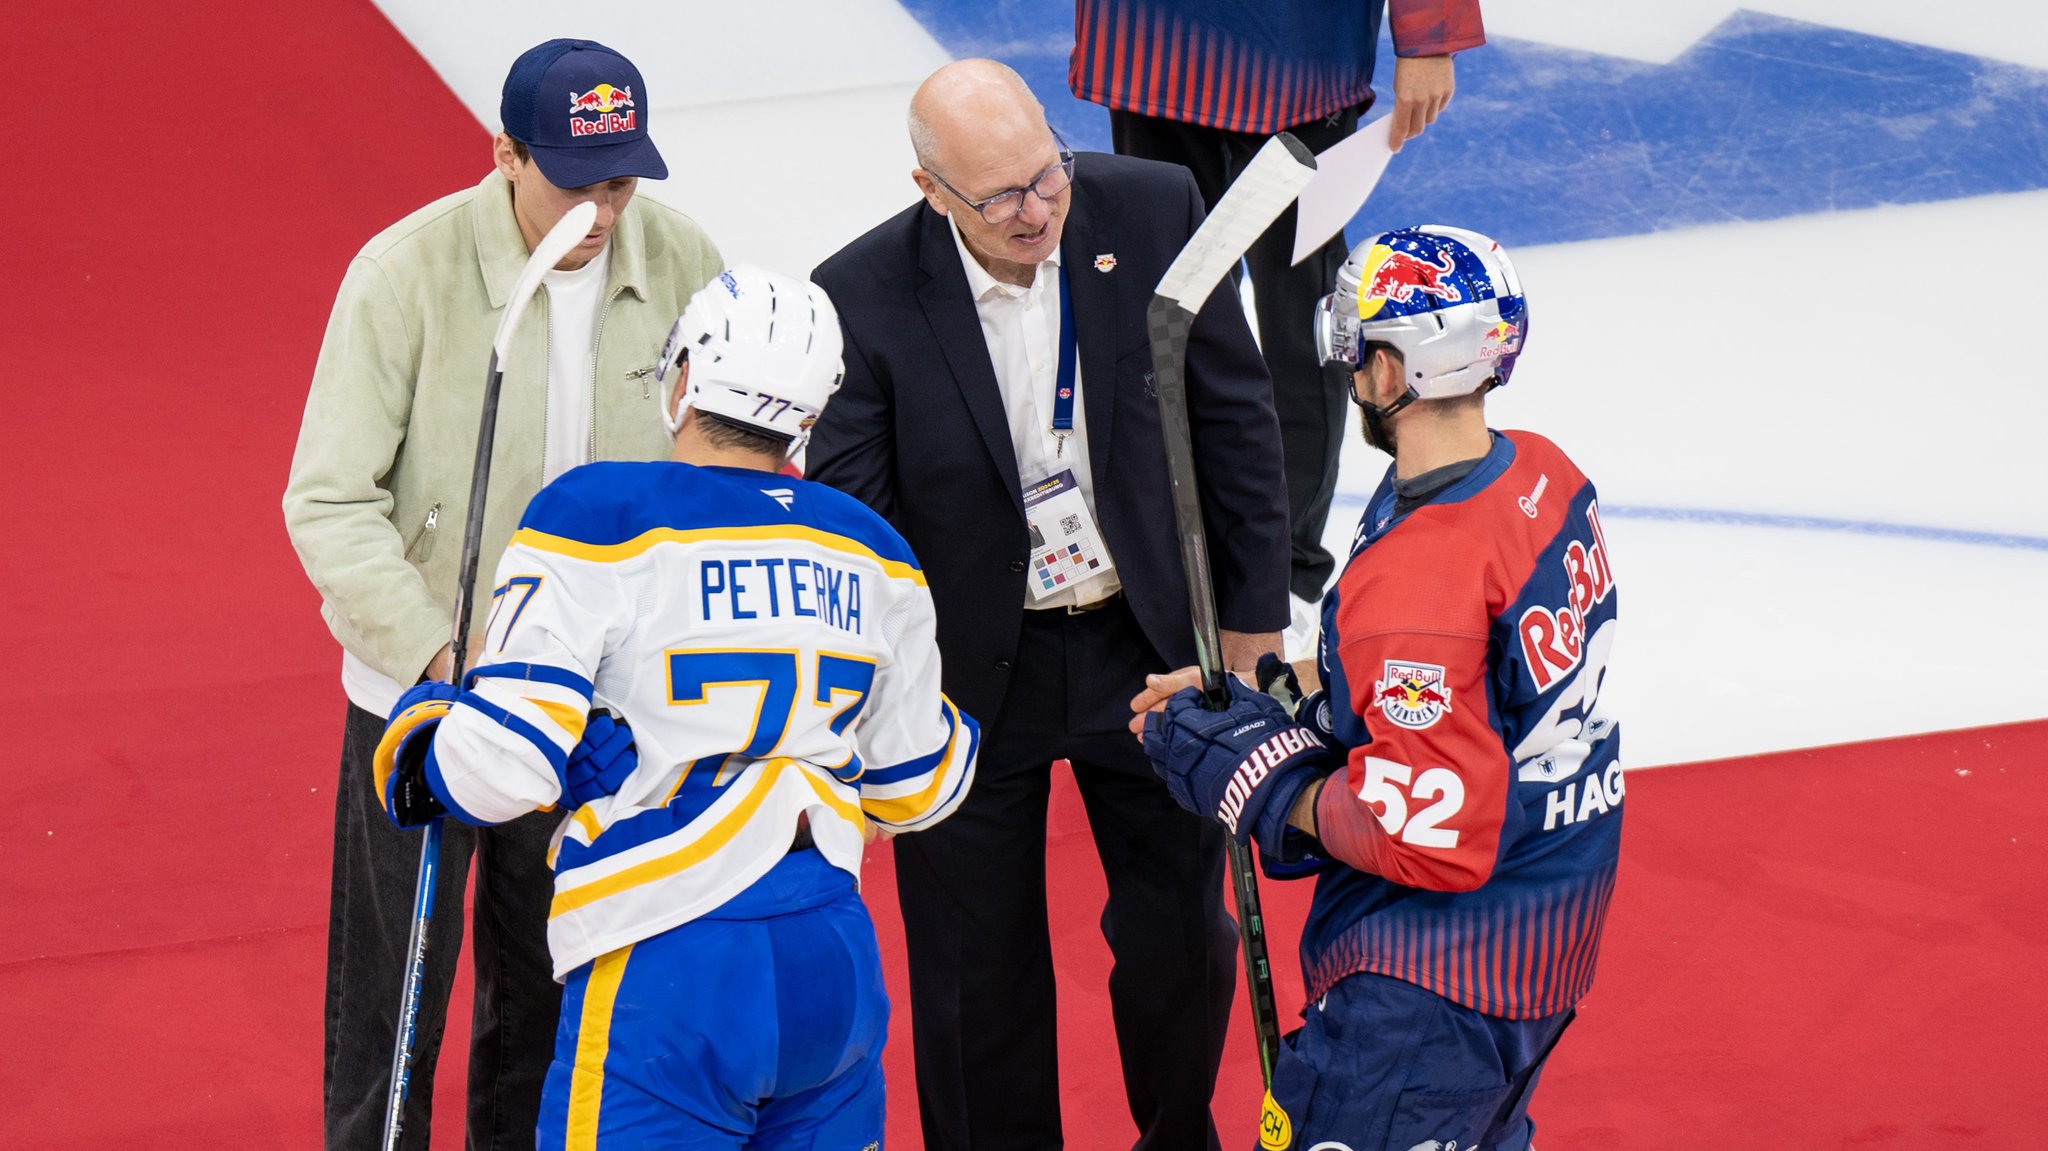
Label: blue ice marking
xmin=895 ymin=3 xmax=2048 ymax=248
xmin=1327 ymin=496 xmax=2048 ymax=551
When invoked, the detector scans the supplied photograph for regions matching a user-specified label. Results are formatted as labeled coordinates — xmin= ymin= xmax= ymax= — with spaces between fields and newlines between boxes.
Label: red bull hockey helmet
xmin=656 ymin=266 xmax=846 ymax=455
xmin=1314 ymin=225 xmax=1528 ymax=399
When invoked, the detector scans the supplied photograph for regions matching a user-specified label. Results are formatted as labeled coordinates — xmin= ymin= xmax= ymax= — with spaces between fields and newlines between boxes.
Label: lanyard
xmin=1052 ymin=264 xmax=1078 ymax=456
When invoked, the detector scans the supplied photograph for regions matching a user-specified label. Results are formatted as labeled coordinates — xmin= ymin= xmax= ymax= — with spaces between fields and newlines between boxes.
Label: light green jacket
xmin=283 ymin=170 xmax=722 ymax=687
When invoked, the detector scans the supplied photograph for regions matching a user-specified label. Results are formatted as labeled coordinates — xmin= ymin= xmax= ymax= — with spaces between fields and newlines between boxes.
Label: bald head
xmin=908 ymin=59 xmax=1044 ymax=172
xmin=907 ymin=59 xmax=1070 ymax=285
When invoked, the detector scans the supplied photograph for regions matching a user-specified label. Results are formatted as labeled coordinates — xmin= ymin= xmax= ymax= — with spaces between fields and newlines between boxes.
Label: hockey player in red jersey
xmin=1135 ymin=226 xmax=1622 ymax=1150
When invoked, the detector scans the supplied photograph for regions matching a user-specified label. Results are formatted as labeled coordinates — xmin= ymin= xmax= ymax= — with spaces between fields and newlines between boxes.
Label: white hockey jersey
xmin=421 ymin=460 xmax=978 ymax=978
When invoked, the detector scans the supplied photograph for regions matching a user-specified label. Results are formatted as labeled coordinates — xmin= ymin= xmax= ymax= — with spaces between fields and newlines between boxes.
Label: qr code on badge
xmin=1060 ymin=514 xmax=1083 ymax=536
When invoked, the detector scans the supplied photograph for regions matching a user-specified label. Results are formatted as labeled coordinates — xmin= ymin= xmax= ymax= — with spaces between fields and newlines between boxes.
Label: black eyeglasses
xmin=927 ymin=130 xmax=1075 ymax=224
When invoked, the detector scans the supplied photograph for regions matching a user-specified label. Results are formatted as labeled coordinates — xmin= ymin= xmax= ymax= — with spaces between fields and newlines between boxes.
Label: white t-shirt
xmin=340 ymin=242 xmax=614 ymax=717
xmin=948 ymin=218 xmax=1122 ymax=610
xmin=541 ymin=243 xmax=611 ymax=482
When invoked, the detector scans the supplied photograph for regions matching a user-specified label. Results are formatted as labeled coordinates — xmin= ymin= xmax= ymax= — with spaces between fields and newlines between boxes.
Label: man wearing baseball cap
xmin=284 ymin=39 xmax=722 ymax=1150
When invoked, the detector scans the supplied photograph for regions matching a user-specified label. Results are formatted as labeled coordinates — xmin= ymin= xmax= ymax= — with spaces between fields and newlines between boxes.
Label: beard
xmin=1359 ymin=402 xmax=1396 ymax=455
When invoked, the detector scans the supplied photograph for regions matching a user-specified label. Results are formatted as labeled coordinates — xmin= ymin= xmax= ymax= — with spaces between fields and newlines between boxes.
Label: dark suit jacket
xmin=808 ymin=152 xmax=1289 ymax=725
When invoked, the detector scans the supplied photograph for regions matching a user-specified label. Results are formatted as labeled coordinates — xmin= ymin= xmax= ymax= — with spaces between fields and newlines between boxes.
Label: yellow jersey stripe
xmin=512 ymin=524 xmax=926 ymax=586
xmin=863 ymin=701 xmax=964 ymax=823
xmin=527 ymin=697 xmax=588 ymax=741
xmin=564 ymin=944 xmax=632 ymax=1151
xmin=795 ymin=766 xmax=867 ymax=827
xmin=550 ymin=759 xmax=791 ymax=919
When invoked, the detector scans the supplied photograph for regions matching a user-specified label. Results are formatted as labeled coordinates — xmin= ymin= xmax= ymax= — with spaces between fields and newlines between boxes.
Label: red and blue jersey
xmin=1069 ymin=0 xmax=1487 ymax=135
xmin=1298 ymin=430 xmax=1622 ymax=1020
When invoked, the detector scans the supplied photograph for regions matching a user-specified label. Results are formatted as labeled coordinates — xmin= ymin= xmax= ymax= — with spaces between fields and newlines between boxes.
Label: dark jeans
xmin=323 ymin=701 xmax=562 ymax=1150
xmin=1111 ymin=105 xmax=1364 ymax=603
xmin=895 ymin=601 xmax=1239 ymax=1151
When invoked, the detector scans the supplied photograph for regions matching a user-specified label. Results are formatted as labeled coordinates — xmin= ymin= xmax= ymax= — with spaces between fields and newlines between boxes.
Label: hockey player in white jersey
xmin=371 ymin=266 xmax=979 ymax=1149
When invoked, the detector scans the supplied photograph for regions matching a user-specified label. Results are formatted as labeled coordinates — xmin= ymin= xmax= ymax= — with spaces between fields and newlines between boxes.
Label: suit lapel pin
xmin=1093 ymin=253 xmax=1117 ymax=273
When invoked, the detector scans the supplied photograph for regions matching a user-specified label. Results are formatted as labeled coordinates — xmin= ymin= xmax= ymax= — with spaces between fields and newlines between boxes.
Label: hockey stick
xmin=1147 ymin=133 xmax=1317 ymax=1087
xmin=381 ymin=200 xmax=599 ymax=1151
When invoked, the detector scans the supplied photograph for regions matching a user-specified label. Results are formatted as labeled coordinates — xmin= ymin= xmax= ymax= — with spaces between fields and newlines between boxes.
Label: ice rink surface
xmin=380 ymin=0 xmax=2048 ymax=766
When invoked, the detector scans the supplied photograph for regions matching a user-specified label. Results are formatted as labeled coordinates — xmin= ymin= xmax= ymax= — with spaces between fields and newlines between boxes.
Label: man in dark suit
xmin=806 ymin=59 xmax=1289 ymax=1151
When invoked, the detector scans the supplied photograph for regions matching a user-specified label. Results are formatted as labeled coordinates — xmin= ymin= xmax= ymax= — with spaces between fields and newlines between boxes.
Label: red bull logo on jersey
xmin=1517 ymin=501 xmax=1615 ymax=692
xmin=1356 ymin=243 xmax=1463 ymax=320
xmin=1375 ymin=661 xmax=1452 ymax=730
xmin=568 ymin=84 xmax=638 ymax=136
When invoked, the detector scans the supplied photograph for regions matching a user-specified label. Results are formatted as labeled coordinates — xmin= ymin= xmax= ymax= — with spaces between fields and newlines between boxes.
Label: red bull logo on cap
xmin=568 ymin=83 xmax=637 ymax=136
xmin=1355 ymin=243 xmax=1463 ymax=321
xmin=1375 ymin=660 xmax=1453 ymax=730
xmin=568 ymin=84 xmax=634 ymax=113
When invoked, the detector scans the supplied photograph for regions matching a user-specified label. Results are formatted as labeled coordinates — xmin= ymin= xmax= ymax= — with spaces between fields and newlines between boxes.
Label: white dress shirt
xmin=949 ymin=217 xmax=1122 ymax=610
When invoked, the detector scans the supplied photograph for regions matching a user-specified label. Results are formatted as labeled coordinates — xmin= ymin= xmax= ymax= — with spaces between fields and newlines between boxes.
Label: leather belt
xmin=1027 ymin=588 xmax=1123 ymax=616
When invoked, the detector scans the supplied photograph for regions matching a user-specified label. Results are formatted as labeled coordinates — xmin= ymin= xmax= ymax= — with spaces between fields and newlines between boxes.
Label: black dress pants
xmin=1110 ymin=106 xmax=1365 ymax=603
xmin=322 ymin=701 xmax=562 ymax=1150
xmin=894 ymin=601 xmax=1239 ymax=1151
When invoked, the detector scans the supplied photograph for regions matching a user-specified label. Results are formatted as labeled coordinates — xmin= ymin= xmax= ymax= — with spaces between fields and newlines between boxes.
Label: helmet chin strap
xmin=1355 ymin=388 xmax=1416 ymax=455
xmin=1350 ymin=350 xmax=1419 ymax=455
xmin=1352 ymin=384 xmax=1420 ymax=419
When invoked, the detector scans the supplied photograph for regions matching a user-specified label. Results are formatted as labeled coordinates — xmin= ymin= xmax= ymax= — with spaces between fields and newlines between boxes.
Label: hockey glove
xmin=1255 ymin=652 xmax=1337 ymax=744
xmin=559 ymin=711 xmax=637 ymax=808
xmin=372 ymin=681 xmax=456 ymax=829
xmin=1143 ymin=676 xmax=1338 ymax=850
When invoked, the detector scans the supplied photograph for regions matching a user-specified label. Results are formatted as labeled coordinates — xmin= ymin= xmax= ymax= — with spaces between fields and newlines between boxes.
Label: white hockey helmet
xmin=1314 ymin=225 xmax=1528 ymax=400
xmin=655 ymin=265 xmax=846 ymax=454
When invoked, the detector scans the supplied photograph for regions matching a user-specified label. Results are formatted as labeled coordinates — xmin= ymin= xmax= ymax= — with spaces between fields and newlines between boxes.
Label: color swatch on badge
xmin=1035 ymin=538 xmax=1104 ymax=590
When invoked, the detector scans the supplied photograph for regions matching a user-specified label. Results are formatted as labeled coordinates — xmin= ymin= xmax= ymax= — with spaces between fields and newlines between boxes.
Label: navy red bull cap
xmin=501 ymin=39 xmax=667 ymax=188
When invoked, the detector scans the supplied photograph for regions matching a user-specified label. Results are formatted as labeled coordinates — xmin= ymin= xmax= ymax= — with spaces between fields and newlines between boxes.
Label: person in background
xmin=1073 ymin=0 xmax=1486 ymax=665
xmin=282 ymin=38 xmax=722 ymax=1149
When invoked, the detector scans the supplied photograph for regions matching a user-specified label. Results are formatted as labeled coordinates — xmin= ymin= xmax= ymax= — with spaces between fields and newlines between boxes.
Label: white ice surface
xmin=636 ymin=83 xmax=930 ymax=282
xmin=383 ymin=1 xmax=2048 ymax=767
xmin=1322 ymin=192 xmax=2048 ymax=766
xmin=371 ymin=0 xmax=948 ymax=121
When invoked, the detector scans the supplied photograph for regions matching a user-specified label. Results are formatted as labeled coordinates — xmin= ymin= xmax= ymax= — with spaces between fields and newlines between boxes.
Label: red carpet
xmin=2 ymin=3 xmax=2043 ymax=1148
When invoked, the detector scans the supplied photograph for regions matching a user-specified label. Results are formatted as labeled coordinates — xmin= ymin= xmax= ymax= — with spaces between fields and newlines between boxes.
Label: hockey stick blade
xmin=1290 ymin=110 xmax=1396 ymax=265
xmin=1154 ymin=132 xmax=1316 ymax=313
xmin=449 ymin=198 xmax=599 ymax=685
xmin=493 ymin=200 xmax=597 ymax=361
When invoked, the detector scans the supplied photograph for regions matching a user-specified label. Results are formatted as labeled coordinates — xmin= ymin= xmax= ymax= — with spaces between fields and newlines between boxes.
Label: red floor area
xmin=3 ymin=2 xmax=2044 ymax=1148
xmin=6 ymin=726 xmax=2045 ymax=1148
